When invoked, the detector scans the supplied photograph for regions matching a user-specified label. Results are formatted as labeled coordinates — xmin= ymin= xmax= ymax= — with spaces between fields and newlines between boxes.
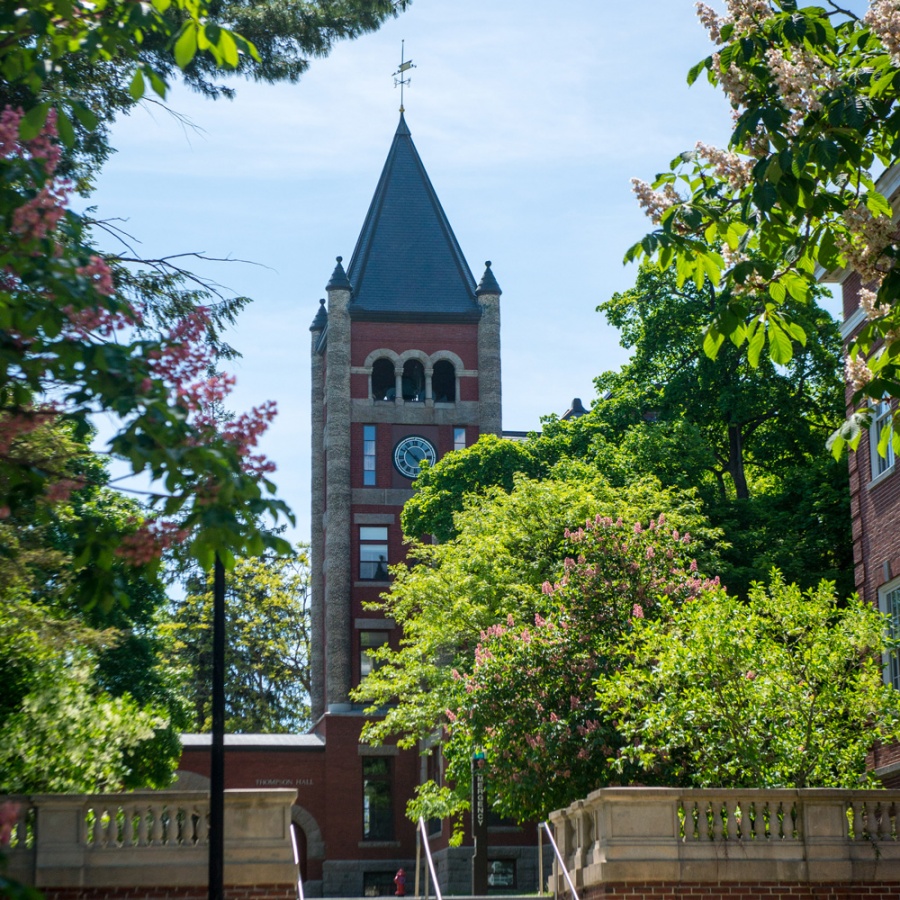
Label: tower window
xmin=360 ymin=630 xmax=389 ymax=679
xmin=454 ymin=427 xmax=466 ymax=451
xmin=372 ymin=358 xmax=396 ymax=401
xmin=360 ymin=526 xmax=389 ymax=581
xmin=362 ymin=757 xmax=393 ymax=841
xmin=432 ymin=360 xmax=456 ymax=402
xmin=402 ymin=359 xmax=425 ymax=402
xmin=363 ymin=425 xmax=376 ymax=486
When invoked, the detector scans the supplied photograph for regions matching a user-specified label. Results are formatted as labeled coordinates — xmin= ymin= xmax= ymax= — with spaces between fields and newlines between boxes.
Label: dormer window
xmin=432 ymin=360 xmax=456 ymax=403
xmin=402 ymin=360 xmax=425 ymax=402
xmin=372 ymin=358 xmax=396 ymax=401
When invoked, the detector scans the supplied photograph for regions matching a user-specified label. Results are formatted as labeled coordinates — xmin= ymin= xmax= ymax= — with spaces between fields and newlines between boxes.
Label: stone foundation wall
xmin=41 ymin=887 xmax=298 ymax=900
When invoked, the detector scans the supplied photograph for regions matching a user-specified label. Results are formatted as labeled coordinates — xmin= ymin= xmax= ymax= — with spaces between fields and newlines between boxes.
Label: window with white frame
xmin=359 ymin=630 xmax=389 ymax=679
xmin=359 ymin=526 xmax=389 ymax=581
xmin=363 ymin=425 xmax=376 ymax=486
xmin=880 ymin=578 xmax=900 ymax=690
xmin=454 ymin=427 xmax=466 ymax=451
xmin=871 ymin=398 xmax=895 ymax=481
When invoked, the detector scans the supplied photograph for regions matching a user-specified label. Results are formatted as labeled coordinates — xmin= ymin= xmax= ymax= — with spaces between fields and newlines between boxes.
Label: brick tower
xmin=307 ymin=112 xmax=505 ymax=894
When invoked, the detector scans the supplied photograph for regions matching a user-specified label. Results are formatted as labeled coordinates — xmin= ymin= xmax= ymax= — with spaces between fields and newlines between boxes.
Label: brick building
xmin=179 ymin=113 xmax=542 ymax=896
xmin=827 ymin=165 xmax=900 ymax=785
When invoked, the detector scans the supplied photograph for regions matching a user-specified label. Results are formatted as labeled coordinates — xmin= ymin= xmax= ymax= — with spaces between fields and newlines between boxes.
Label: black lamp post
xmin=209 ymin=554 xmax=226 ymax=900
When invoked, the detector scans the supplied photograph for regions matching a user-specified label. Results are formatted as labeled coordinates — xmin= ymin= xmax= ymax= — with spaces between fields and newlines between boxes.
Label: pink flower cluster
xmin=1 ymin=107 xmax=70 ymax=242
xmin=116 ymin=518 xmax=190 ymax=567
xmin=696 ymin=0 xmax=772 ymax=44
xmin=77 ymin=255 xmax=115 ymax=296
xmin=836 ymin=203 xmax=897 ymax=285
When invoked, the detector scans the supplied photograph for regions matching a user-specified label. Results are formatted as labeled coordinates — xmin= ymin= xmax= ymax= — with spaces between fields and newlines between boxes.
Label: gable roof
xmin=346 ymin=114 xmax=480 ymax=323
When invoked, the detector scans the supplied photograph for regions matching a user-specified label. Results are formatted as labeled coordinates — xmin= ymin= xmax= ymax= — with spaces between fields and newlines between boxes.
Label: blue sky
xmin=91 ymin=1 xmax=762 ymax=540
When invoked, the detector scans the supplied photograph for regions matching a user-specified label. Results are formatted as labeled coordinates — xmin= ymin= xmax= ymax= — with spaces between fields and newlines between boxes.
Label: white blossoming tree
xmin=628 ymin=0 xmax=900 ymax=459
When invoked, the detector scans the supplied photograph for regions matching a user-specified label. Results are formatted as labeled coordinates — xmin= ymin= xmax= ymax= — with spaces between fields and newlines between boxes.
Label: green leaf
xmin=19 ymin=103 xmax=50 ymax=140
xmin=767 ymin=318 xmax=793 ymax=365
xmin=218 ymin=29 xmax=239 ymax=68
xmin=71 ymin=102 xmax=99 ymax=131
xmin=148 ymin=69 xmax=168 ymax=98
xmin=783 ymin=319 xmax=807 ymax=347
xmin=769 ymin=281 xmax=786 ymax=304
xmin=128 ymin=68 xmax=145 ymax=101
xmin=174 ymin=23 xmax=198 ymax=69
xmin=703 ymin=325 xmax=726 ymax=359
xmin=747 ymin=319 xmax=766 ymax=367
xmin=56 ymin=107 xmax=75 ymax=147
xmin=865 ymin=191 xmax=892 ymax=219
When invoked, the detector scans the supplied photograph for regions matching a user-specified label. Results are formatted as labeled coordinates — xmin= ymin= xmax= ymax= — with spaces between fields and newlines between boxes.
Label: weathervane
xmin=393 ymin=40 xmax=415 ymax=112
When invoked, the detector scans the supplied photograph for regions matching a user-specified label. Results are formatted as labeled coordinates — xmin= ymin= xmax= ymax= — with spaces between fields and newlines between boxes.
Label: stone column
xmin=475 ymin=261 xmax=502 ymax=436
xmin=309 ymin=300 xmax=327 ymax=722
xmin=323 ymin=258 xmax=353 ymax=709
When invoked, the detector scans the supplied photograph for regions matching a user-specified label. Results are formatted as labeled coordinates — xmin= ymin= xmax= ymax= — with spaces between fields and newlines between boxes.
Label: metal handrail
xmin=541 ymin=821 xmax=579 ymax=900
xmin=289 ymin=824 xmax=305 ymax=900
xmin=417 ymin=817 xmax=443 ymax=900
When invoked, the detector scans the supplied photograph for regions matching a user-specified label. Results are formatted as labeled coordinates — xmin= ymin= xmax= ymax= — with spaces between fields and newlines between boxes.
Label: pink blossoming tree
xmin=451 ymin=516 xmax=719 ymax=823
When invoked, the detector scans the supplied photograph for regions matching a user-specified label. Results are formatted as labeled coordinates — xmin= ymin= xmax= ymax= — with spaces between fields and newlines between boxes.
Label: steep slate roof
xmin=346 ymin=113 xmax=480 ymax=323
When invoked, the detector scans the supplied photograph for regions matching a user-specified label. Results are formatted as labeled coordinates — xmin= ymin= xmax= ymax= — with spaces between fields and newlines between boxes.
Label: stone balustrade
xmin=3 ymin=789 xmax=298 ymax=896
xmin=549 ymin=787 xmax=900 ymax=898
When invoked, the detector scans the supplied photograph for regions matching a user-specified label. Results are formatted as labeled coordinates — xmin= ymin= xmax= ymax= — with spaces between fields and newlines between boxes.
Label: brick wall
xmin=842 ymin=273 xmax=900 ymax=608
xmin=584 ymin=883 xmax=900 ymax=900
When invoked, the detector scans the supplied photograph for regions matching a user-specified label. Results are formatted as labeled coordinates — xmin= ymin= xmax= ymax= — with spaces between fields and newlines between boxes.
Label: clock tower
xmin=306 ymin=112 xmax=503 ymax=893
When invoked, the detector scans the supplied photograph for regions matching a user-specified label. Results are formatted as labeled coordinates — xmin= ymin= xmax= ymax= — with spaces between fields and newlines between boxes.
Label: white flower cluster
xmin=731 ymin=271 xmax=770 ymax=297
xmin=696 ymin=2 xmax=726 ymax=43
xmin=844 ymin=354 xmax=874 ymax=392
xmin=865 ymin=0 xmax=900 ymax=66
xmin=859 ymin=287 xmax=891 ymax=321
xmin=631 ymin=178 xmax=681 ymax=225
xmin=836 ymin=203 xmax=897 ymax=284
xmin=765 ymin=46 xmax=837 ymax=134
xmin=697 ymin=0 xmax=773 ymax=42
xmin=695 ymin=141 xmax=754 ymax=191
xmin=721 ymin=243 xmax=749 ymax=272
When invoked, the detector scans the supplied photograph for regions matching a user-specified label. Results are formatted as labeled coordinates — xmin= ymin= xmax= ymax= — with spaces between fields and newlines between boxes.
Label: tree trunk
xmin=727 ymin=425 xmax=750 ymax=500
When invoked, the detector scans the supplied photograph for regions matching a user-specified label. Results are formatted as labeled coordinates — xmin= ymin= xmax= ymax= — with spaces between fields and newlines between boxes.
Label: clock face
xmin=393 ymin=435 xmax=437 ymax=479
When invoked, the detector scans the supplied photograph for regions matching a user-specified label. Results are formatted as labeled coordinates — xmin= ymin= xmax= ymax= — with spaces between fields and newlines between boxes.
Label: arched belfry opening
xmin=402 ymin=359 xmax=425 ymax=402
xmin=432 ymin=359 xmax=456 ymax=402
xmin=371 ymin=358 xmax=395 ymax=400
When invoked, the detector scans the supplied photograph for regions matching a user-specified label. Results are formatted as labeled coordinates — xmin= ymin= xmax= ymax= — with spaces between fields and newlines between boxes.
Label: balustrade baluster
xmin=89 ymin=806 xmax=101 ymax=846
xmin=137 ymin=806 xmax=148 ymax=846
xmin=725 ymin=799 xmax=738 ymax=841
xmin=853 ymin=801 xmax=868 ymax=840
xmin=873 ymin=802 xmax=884 ymax=840
xmin=689 ymin=802 xmax=700 ymax=841
xmin=712 ymin=800 xmax=725 ymax=841
xmin=151 ymin=803 xmax=164 ymax=845
xmin=197 ymin=805 xmax=209 ymax=843
xmin=14 ymin=814 xmax=26 ymax=849
xmin=754 ymin=801 xmax=767 ymax=840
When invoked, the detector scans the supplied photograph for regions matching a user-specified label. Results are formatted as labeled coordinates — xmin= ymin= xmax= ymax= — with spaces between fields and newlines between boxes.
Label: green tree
xmin=356 ymin=475 xmax=719 ymax=833
xmin=162 ymin=545 xmax=312 ymax=732
xmin=597 ymin=572 xmax=900 ymax=788
xmin=0 ymin=421 xmax=183 ymax=791
xmin=626 ymin=1 xmax=900 ymax=454
xmin=591 ymin=263 xmax=852 ymax=597
xmin=0 ymin=0 xmax=412 ymax=610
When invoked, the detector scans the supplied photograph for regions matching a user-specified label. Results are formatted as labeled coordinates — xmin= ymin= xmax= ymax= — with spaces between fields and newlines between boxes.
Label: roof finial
xmin=393 ymin=40 xmax=415 ymax=113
